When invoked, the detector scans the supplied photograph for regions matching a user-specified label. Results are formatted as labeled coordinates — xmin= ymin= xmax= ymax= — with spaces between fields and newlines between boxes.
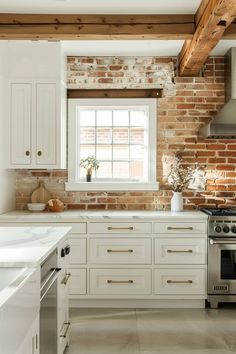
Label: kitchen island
xmin=0 ymin=226 xmax=71 ymax=354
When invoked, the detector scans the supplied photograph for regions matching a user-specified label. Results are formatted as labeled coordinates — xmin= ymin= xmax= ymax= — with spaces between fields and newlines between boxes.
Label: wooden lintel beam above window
xmin=67 ymin=89 xmax=163 ymax=99
xmin=178 ymin=0 xmax=236 ymax=77
xmin=0 ymin=14 xmax=195 ymax=40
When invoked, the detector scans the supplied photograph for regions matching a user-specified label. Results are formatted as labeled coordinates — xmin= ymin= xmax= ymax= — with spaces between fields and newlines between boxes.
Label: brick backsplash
xmin=16 ymin=55 xmax=235 ymax=211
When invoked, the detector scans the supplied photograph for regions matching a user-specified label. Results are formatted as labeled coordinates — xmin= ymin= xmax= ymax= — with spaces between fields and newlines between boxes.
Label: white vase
xmin=171 ymin=192 xmax=184 ymax=212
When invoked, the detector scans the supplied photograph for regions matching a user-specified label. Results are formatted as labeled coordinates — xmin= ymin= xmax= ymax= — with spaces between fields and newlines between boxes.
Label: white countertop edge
xmin=0 ymin=267 xmax=37 ymax=308
xmin=0 ymin=210 xmax=209 ymax=221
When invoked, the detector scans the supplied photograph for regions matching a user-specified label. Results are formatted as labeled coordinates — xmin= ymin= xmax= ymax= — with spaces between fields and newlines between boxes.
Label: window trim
xmin=66 ymin=98 xmax=159 ymax=191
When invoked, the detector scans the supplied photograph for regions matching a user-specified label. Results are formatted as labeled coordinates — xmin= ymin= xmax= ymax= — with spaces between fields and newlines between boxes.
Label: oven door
xmin=208 ymin=237 xmax=236 ymax=294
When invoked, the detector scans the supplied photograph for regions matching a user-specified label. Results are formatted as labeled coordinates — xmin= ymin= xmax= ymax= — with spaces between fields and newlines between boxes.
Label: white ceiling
xmin=62 ymin=40 xmax=185 ymax=57
xmin=62 ymin=40 xmax=236 ymax=57
xmin=0 ymin=0 xmax=201 ymax=14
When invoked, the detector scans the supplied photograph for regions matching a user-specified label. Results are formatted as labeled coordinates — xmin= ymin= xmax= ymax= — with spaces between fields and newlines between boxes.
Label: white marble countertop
xmin=0 ymin=210 xmax=208 ymax=221
xmin=0 ymin=226 xmax=71 ymax=267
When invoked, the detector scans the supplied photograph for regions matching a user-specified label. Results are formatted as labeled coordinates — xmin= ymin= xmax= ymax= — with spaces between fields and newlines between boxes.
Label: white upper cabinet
xmin=10 ymin=83 xmax=32 ymax=165
xmin=36 ymin=83 xmax=57 ymax=165
xmin=7 ymin=42 xmax=66 ymax=169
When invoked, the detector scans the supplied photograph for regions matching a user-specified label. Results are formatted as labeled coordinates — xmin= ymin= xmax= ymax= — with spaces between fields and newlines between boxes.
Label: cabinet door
xmin=36 ymin=83 xmax=57 ymax=165
xmin=16 ymin=316 xmax=39 ymax=354
xmin=10 ymin=83 xmax=32 ymax=165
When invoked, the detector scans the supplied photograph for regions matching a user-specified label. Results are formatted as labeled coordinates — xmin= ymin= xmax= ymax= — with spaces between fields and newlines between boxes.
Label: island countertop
xmin=0 ymin=226 xmax=71 ymax=267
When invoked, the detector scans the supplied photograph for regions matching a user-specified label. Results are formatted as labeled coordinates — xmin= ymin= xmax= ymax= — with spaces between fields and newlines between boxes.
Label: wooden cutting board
xmin=31 ymin=181 xmax=51 ymax=203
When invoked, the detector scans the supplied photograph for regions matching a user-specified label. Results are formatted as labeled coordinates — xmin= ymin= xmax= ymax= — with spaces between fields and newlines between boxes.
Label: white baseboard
xmin=69 ymin=299 xmax=205 ymax=309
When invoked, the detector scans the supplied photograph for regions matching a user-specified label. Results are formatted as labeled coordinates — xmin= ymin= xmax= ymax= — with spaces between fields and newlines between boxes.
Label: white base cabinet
xmin=0 ymin=214 xmax=208 ymax=308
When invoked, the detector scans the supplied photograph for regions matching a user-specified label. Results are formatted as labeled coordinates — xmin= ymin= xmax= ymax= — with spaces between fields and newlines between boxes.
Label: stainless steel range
xmin=202 ymin=208 xmax=236 ymax=308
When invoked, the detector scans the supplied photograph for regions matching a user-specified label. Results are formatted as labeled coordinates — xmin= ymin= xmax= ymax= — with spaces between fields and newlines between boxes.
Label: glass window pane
xmin=130 ymin=110 xmax=146 ymax=127
xmin=130 ymin=145 xmax=144 ymax=159
xmin=97 ymin=110 xmax=112 ymax=126
xmin=80 ymin=145 xmax=95 ymax=159
xmin=113 ymin=162 xmax=129 ymax=178
xmin=96 ymin=128 xmax=112 ymax=144
xmin=113 ymin=145 xmax=129 ymax=160
xmin=130 ymin=161 xmax=144 ymax=180
xmin=79 ymin=110 xmax=95 ymax=126
xmin=80 ymin=127 xmax=95 ymax=144
xmin=113 ymin=128 xmax=129 ymax=144
xmin=97 ymin=145 xmax=112 ymax=160
xmin=113 ymin=110 xmax=129 ymax=126
xmin=130 ymin=128 xmax=144 ymax=144
xmin=96 ymin=161 xmax=112 ymax=178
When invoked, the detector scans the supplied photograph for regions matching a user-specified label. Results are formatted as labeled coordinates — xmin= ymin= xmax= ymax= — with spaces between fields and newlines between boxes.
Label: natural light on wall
xmin=66 ymin=98 xmax=159 ymax=191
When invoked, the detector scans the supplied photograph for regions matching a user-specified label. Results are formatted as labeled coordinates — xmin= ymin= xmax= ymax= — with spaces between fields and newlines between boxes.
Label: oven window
xmin=221 ymin=250 xmax=236 ymax=279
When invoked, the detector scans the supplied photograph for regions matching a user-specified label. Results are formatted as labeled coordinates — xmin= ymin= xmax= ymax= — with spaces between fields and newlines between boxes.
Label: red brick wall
xmin=16 ymin=56 xmax=236 ymax=210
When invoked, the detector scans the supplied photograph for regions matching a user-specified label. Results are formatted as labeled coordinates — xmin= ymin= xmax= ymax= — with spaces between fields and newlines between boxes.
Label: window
xmin=66 ymin=98 xmax=159 ymax=191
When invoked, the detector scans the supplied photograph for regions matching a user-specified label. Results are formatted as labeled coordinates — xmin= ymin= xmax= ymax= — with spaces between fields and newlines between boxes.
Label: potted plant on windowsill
xmin=80 ymin=155 xmax=100 ymax=182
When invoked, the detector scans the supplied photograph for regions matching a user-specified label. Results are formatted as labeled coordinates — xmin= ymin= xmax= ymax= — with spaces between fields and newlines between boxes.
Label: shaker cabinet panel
xmin=10 ymin=83 xmax=32 ymax=165
xmin=36 ymin=83 xmax=57 ymax=165
xmin=8 ymin=80 xmax=66 ymax=169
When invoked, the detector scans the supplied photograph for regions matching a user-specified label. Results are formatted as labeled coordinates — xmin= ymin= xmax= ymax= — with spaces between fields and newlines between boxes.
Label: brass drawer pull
xmin=107 ymin=249 xmax=133 ymax=253
xmin=167 ymin=249 xmax=193 ymax=253
xmin=61 ymin=272 xmax=71 ymax=285
xmin=167 ymin=227 xmax=193 ymax=230
xmin=107 ymin=226 xmax=134 ymax=230
xmin=167 ymin=280 xmax=193 ymax=284
xmin=107 ymin=280 xmax=133 ymax=284
xmin=60 ymin=322 xmax=70 ymax=338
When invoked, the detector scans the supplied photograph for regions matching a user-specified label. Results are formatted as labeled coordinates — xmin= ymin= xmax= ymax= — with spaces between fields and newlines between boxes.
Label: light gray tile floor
xmin=66 ymin=307 xmax=236 ymax=354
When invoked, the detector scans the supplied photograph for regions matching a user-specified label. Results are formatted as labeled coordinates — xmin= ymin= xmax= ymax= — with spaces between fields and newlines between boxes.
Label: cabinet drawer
xmin=154 ymin=222 xmax=206 ymax=234
xmin=154 ymin=238 xmax=206 ymax=265
xmin=88 ymin=222 xmax=151 ymax=234
xmin=154 ymin=268 xmax=206 ymax=295
xmin=69 ymin=238 xmax=86 ymax=265
xmin=89 ymin=238 xmax=151 ymax=264
xmin=90 ymin=269 xmax=151 ymax=295
xmin=68 ymin=269 xmax=87 ymax=295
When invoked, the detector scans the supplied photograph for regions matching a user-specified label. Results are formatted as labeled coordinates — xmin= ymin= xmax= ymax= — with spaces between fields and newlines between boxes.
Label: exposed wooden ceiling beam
xmin=0 ymin=14 xmax=195 ymax=40
xmin=0 ymin=13 xmax=235 ymax=41
xmin=179 ymin=0 xmax=236 ymax=77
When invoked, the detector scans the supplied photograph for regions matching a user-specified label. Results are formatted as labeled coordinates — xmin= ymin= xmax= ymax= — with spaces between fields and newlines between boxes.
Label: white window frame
xmin=66 ymin=98 xmax=159 ymax=191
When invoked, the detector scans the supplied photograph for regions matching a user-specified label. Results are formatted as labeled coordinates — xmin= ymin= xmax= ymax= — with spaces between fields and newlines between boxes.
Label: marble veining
xmin=66 ymin=308 xmax=236 ymax=354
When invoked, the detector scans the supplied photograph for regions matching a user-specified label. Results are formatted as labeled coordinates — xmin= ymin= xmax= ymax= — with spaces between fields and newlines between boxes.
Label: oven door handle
xmin=209 ymin=238 xmax=236 ymax=245
xmin=40 ymin=268 xmax=61 ymax=301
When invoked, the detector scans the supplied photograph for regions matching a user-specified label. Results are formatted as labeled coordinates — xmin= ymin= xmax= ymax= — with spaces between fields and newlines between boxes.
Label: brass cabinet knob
xmin=25 ymin=150 xmax=30 ymax=156
xmin=37 ymin=151 xmax=42 ymax=156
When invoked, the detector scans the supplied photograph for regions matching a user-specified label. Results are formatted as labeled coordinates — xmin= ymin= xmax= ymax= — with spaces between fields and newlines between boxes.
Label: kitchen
xmin=1 ymin=0 xmax=236 ymax=353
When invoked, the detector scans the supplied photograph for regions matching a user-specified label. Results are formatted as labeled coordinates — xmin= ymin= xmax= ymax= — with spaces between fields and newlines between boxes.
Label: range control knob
xmin=65 ymin=245 xmax=70 ymax=255
xmin=231 ymin=225 xmax=236 ymax=234
xmin=61 ymin=248 xmax=66 ymax=258
xmin=223 ymin=225 xmax=230 ymax=233
xmin=214 ymin=225 xmax=222 ymax=233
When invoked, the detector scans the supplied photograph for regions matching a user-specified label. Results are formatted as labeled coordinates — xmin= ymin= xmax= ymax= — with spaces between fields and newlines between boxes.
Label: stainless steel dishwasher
xmin=40 ymin=249 xmax=61 ymax=354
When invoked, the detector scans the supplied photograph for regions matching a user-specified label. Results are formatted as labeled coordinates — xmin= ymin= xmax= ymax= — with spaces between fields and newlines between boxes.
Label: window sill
xmin=65 ymin=181 xmax=159 ymax=192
